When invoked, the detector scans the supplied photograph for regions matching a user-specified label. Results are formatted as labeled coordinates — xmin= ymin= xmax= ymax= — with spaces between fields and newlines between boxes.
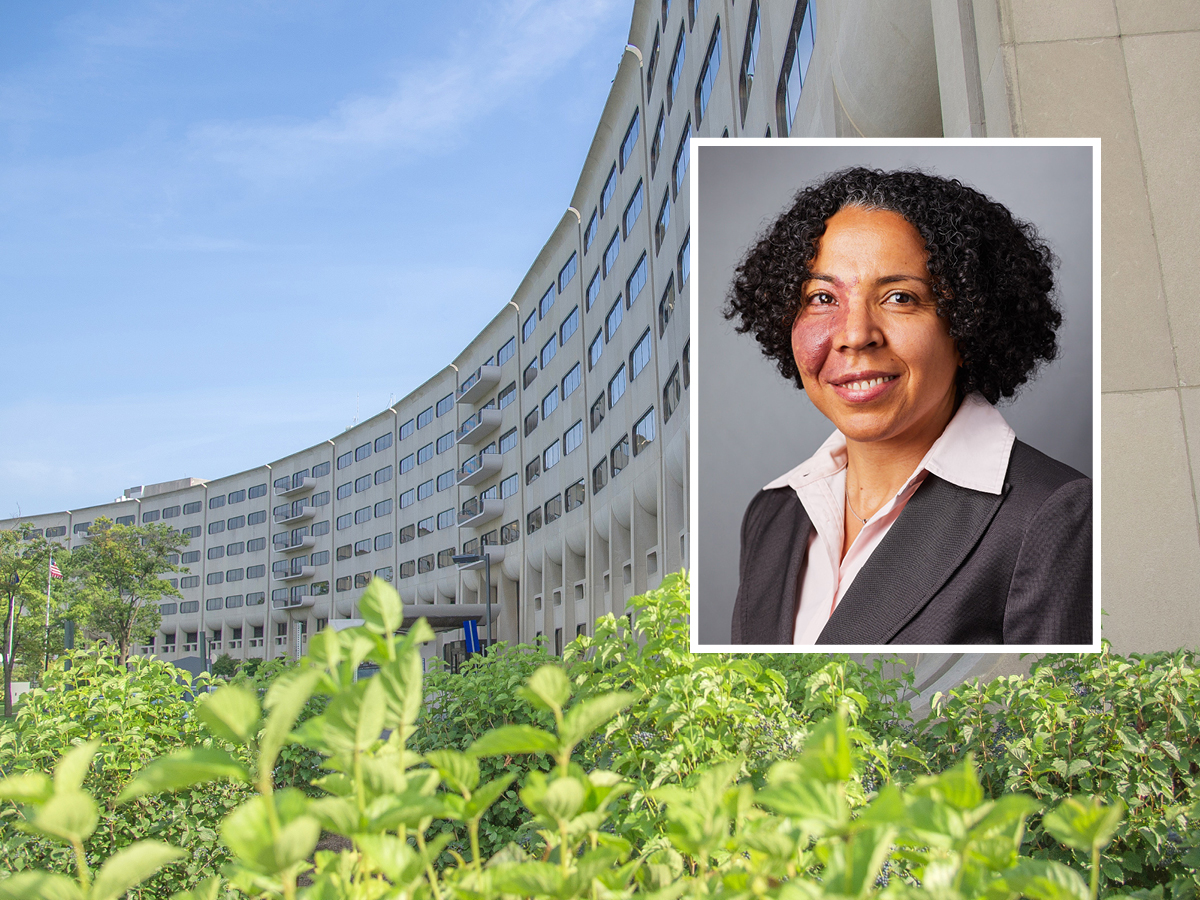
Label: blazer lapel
xmin=815 ymin=476 xmax=1009 ymax=644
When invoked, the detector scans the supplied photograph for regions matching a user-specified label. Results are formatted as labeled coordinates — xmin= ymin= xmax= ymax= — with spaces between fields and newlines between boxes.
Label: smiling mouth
xmin=835 ymin=375 xmax=898 ymax=391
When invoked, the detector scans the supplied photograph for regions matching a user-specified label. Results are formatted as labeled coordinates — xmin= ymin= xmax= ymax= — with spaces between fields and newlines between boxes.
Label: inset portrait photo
xmin=690 ymin=140 xmax=1099 ymax=653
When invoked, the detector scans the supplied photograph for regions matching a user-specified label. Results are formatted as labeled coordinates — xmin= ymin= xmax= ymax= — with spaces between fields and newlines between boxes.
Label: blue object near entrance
xmin=464 ymin=619 xmax=481 ymax=655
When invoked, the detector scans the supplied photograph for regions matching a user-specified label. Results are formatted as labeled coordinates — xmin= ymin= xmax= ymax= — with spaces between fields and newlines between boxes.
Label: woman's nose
xmin=836 ymin=300 xmax=883 ymax=350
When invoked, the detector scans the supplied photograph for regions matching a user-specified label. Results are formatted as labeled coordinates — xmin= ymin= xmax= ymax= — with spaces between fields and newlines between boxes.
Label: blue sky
xmin=0 ymin=0 xmax=633 ymax=519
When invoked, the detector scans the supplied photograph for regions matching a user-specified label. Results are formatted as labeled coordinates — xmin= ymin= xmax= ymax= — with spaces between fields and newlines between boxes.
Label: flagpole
xmin=44 ymin=559 xmax=52 ymax=673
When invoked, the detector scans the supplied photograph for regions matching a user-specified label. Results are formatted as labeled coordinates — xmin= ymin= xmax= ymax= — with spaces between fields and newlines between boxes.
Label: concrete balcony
xmin=275 ymin=476 xmax=313 ymax=497
xmin=273 ymin=566 xmax=315 ymax=582
xmin=271 ymin=594 xmax=316 ymax=611
xmin=458 ymin=497 xmax=504 ymax=528
xmin=274 ymin=506 xmax=316 ymax=526
xmin=456 ymin=408 xmax=502 ymax=446
xmin=454 ymin=545 xmax=506 ymax=570
xmin=457 ymin=364 xmax=501 ymax=405
xmin=274 ymin=535 xmax=316 ymax=554
xmin=456 ymin=452 xmax=502 ymax=486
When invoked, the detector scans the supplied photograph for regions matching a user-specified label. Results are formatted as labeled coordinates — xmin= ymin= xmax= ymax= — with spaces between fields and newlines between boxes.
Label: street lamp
xmin=451 ymin=550 xmax=493 ymax=654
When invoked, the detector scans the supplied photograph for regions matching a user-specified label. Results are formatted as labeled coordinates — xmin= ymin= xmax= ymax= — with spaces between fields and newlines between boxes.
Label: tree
xmin=0 ymin=525 xmax=65 ymax=716
xmin=67 ymin=516 xmax=189 ymax=665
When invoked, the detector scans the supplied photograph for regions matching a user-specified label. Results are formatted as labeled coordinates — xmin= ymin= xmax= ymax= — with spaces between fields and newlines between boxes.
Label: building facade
xmin=5 ymin=0 xmax=1198 ymax=683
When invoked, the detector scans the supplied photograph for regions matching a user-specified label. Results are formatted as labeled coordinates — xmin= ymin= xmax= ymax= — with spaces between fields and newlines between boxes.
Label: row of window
xmin=207 ymin=509 xmax=271 ymax=534
xmin=272 ymin=462 xmax=331 ymax=493
xmin=203 ymin=565 xmax=266 ymax=585
xmin=204 ymin=537 xmax=268 ymax=560
xmin=526 ymin=480 xmax=588 ymax=535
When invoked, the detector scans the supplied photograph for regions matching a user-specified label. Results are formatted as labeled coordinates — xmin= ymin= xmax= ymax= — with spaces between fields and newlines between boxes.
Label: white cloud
xmin=188 ymin=0 xmax=626 ymax=182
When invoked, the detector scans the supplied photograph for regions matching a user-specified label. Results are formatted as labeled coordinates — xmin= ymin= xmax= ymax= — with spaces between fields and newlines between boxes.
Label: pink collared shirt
xmin=761 ymin=393 xmax=1017 ymax=645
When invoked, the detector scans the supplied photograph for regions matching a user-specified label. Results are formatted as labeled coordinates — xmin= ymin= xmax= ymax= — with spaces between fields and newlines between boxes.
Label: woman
xmin=724 ymin=167 xmax=1091 ymax=646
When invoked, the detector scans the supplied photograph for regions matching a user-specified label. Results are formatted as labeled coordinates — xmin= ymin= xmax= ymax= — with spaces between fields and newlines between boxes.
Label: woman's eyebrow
xmin=804 ymin=272 xmax=931 ymax=286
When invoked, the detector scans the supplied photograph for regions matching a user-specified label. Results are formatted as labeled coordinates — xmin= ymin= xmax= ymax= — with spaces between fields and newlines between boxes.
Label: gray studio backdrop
xmin=694 ymin=142 xmax=1094 ymax=646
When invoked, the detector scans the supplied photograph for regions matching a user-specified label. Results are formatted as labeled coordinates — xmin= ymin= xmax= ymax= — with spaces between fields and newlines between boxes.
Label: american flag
xmin=49 ymin=559 xmax=63 ymax=579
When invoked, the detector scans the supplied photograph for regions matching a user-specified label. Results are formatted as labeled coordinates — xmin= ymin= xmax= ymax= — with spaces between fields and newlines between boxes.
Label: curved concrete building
xmin=7 ymin=0 xmax=1199 ymax=683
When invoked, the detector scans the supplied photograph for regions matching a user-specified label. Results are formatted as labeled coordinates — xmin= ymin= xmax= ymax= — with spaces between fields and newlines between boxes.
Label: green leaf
xmin=426 ymin=749 xmax=479 ymax=794
xmin=931 ymin=758 xmax=985 ymax=810
xmin=465 ymin=772 xmax=517 ymax=819
xmin=0 ymin=871 xmax=83 ymax=900
xmin=376 ymin=623 xmax=431 ymax=732
xmin=797 ymin=713 xmax=852 ymax=783
xmin=518 ymin=665 xmax=571 ymax=713
xmin=356 ymin=675 xmax=386 ymax=751
xmin=196 ymin=685 xmax=261 ymax=745
xmin=90 ymin=840 xmax=185 ymax=900
xmin=118 ymin=747 xmax=249 ymax=802
xmin=259 ymin=667 xmax=323 ymax=781
xmin=0 ymin=771 xmax=53 ymax=804
xmin=53 ymin=740 xmax=101 ymax=794
xmin=756 ymin=765 xmax=848 ymax=828
xmin=168 ymin=876 xmax=222 ymax=900
xmin=560 ymin=691 xmax=636 ymax=748
xmin=359 ymin=578 xmax=403 ymax=635
xmin=495 ymin=861 xmax=566 ymax=897
xmin=1001 ymin=858 xmax=1091 ymax=900
xmin=468 ymin=724 xmax=559 ymax=757
xmin=22 ymin=790 xmax=98 ymax=844
xmin=221 ymin=789 xmax=320 ymax=875
xmin=1043 ymin=795 xmax=1125 ymax=853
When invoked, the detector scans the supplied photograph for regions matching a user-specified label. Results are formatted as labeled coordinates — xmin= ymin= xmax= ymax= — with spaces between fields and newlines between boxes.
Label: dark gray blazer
xmin=730 ymin=441 xmax=1092 ymax=645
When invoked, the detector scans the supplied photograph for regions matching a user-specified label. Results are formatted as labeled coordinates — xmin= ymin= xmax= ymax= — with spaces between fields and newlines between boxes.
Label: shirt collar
xmin=764 ymin=392 xmax=1015 ymax=496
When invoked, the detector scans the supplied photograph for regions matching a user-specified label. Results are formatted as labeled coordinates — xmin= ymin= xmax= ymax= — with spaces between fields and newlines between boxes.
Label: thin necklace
xmin=846 ymin=492 xmax=870 ymax=525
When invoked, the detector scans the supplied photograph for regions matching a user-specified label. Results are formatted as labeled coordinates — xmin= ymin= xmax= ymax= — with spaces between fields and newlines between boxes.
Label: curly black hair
xmin=723 ymin=167 xmax=1060 ymax=403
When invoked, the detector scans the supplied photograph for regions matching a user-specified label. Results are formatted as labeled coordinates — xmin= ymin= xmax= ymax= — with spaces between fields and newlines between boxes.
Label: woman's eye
xmin=808 ymin=292 xmax=836 ymax=306
xmin=885 ymin=291 xmax=915 ymax=305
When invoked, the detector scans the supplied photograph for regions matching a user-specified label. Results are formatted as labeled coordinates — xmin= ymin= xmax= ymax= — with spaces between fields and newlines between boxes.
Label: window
xmin=432 ymin=394 xmax=452 ymax=419
xmin=436 ymin=470 xmax=454 ymax=491
xmin=589 ymin=331 xmax=603 ymax=370
xmin=524 ymin=408 xmax=539 ymax=437
xmin=593 ymin=460 xmax=608 ymax=495
xmin=611 ymin=435 xmax=631 ymax=477
xmin=228 ymin=489 xmax=246 ymax=505
xmin=399 ymin=418 xmax=415 ymax=440
xmin=627 ymin=254 xmax=648 ymax=305
xmin=500 ymin=474 xmax=518 ymax=499
xmin=631 ymin=328 xmax=652 ymax=379
xmin=373 ymin=465 xmax=391 ymax=486
xmin=606 ymin=298 xmax=623 ymax=341
xmin=247 ymin=510 xmax=267 ymax=525
xmin=437 ymin=431 xmax=455 ymax=454
xmin=560 ymin=306 xmax=579 ymax=345
xmin=591 ymin=395 xmax=605 ymax=432
xmin=208 ymin=521 xmax=225 ymax=535
xmin=337 ymin=450 xmax=353 ymax=469
xmin=311 ymin=462 xmax=330 ymax=479
xmin=583 ymin=209 xmax=598 ymax=252
xmin=663 ymin=0 xmax=672 ymax=25
xmin=337 ymin=544 xmax=352 ymax=560
xmin=180 ymin=575 xmax=199 ymax=589
xmin=353 ymin=573 xmax=371 ymax=589
xmin=337 ymin=482 xmax=352 ymax=500
xmin=399 ymin=524 xmax=415 ymax=543
xmin=418 ymin=516 xmax=435 ymax=536
xmin=647 ymin=27 xmax=661 ymax=92
xmin=375 ymin=532 xmax=392 ymax=551
xmin=399 ymin=453 xmax=415 ymax=474
xmin=418 ymin=555 xmax=435 ymax=574
xmin=375 ymin=498 xmax=393 ymax=517
xmin=181 ymin=601 xmax=200 ymax=614
xmin=417 ymin=407 xmax=434 ymax=429
xmin=225 ymin=595 xmax=243 ymax=609
xmin=620 ymin=109 xmax=640 ymax=170
xmin=182 ymin=526 xmax=201 ymax=539
xmin=355 ymin=539 xmax=372 ymax=556
xmin=522 ymin=310 xmax=538 ymax=344
xmin=543 ymin=440 xmax=561 ymax=471
xmin=623 ymin=182 xmax=644 ymax=238
xmin=655 ymin=190 xmax=671 ymax=252
xmin=564 ymin=420 xmax=584 ymax=455
xmin=311 ymin=582 xmax=329 ymax=597
xmin=374 ymin=566 xmax=393 ymax=582
xmin=658 ymin=276 xmax=676 ymax=336
xmin=777 ymin=1 xmax=816 ymax=136
xmin=208 ymin=546 xmax=225 ymax=560
xmin=417 ymin=480 xmax=434 ymax=501
xmin=585 ymin=272 xmax=600 ymax=314
xmin=526 ymin=457 xmax=541 ymax=485
xmin=312 ymin=519 xmax=330 ymax=536
xmin=527 ymin=508 xmax=542 ymax=535
xmin=162 ymin=505 xmax=180 ymax=519
xmin=678 ymin=230 xmax=691 ymax=285
xmin=545 ymin=494 xmax=562 ymax=525
xmin=650 ymin=109 xmax=666 ymax=181
xmin=226 ymin=541 xmax=245 ymax=556
xmin=542 ymin=386 xmax=558 ymax=420
xmin=566 ymin=480 xmax=586 ymax=512
xmin=336 ymin=575 xmax=353 ymax=591
xmin=739 ymin=0 xmax=761 ymax=124
xmin=499 ymin=427 xmax=518 ymax=453
xmin=562 ymin=363 xmax=581 ymax=399
xmin=600 ymin=164 xmax=617 ymax=216
xmin=142 ymin=509 xmax=160 ymax=523
xmin=523 ymin=360 xmax=538 ymax=389
xmin=436 ymin=549 xmax=455 ymax=569
xmin=182 ymin=550 xmax=200 ymax=564
xmin=209 ymin=495 xmax=225 ymax=510
xmin=497 ymin=337 xmax=516 ymax=367
xmin=337 ymin=513 xmax=353 ymax=530
xmin=399 ymin=489 xmax=415 ymax=509
xmin=664 ymin=364 xmax=682 ymax=422
xmin=309 ymin=550 xmax=329 ymax=567
xmin=248 ymin=536 xmax=267 ymax=552
xmin=609 ymin=364 xmax=627 ymax=407
xmin=355 ymin=442 xmax=372 ymax=462
xmin=540 ymin=335 xmax=557 ymax=369
xmin=355 ymin=507 xmax=372 ymax=525
xmin=672 ymin=118 xmax=691 ymax=199
xmin=634 ymin=408 xmax=657 ymax=455
xmin=114 ymin=515 xmax=134 ymax=527
xmin=417 ymin=443 xmax=433 ymax=464
xmin=603 ymin=231 xmax=620 ymax=277
xmin=495 ymin=382 xmax=516 ymax=411
xmin=553 ymin=254 xmax=577 ymax=298
xmin=355 ymin=474 xmax=371 ymax=493
xmin=437 ymin=509 xmax=455 ymax=530
xmin=696 ymin=20 xmax=722 ymax=122
xmin=374 ymin=432 xmax=393 ymax=453
xmin=667 ymin=25 xmax=686 ymax=109
xmin=398 ymin=561 xmax=416 ymax=579
xmin=183 ymin=501 xmax=202 ymax=515
xmin=498 ymin=520 xmax=519 ymax=545
xmin=207 ymin=573 xmax=223 ymax=586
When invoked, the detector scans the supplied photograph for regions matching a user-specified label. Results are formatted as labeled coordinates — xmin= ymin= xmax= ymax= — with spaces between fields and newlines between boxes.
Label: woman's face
xmin=791 ymin=205 xmax=961 ymax=449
